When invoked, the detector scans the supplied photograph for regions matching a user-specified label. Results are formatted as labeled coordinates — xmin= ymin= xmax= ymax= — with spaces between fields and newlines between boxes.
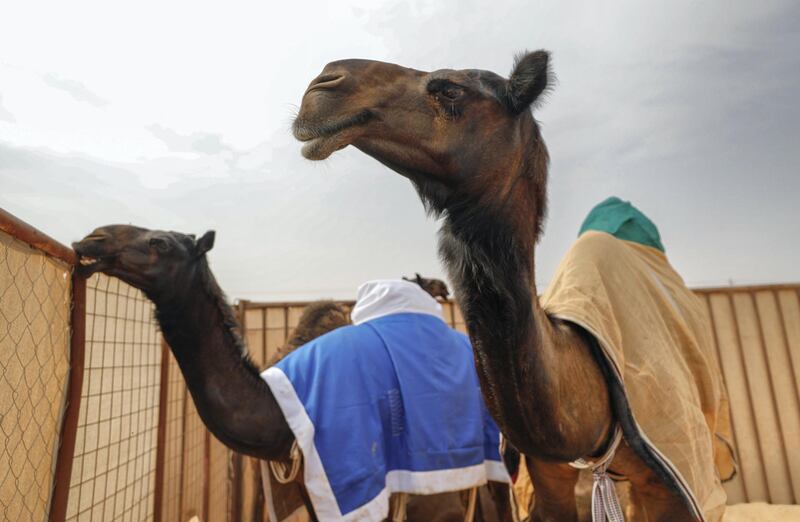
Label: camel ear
xmin=195 ymin=230 xmax=215 ymax=257
xmin=415 ymin=273 xmax=424 ymax=284
xmin=506 ymin=50 xmax=551 ymax=114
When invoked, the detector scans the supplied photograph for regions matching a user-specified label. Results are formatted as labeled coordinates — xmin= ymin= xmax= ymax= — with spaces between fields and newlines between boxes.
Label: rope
xmin=269 ymin=440 xmax=302 ymax=484
xmin=464 ymin=487 xmax=478 ymax=522
xmin=390 ymin=493 xmax=409 ymax=521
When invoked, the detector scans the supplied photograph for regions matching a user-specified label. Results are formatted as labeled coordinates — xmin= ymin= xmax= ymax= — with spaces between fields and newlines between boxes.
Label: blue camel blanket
xmin=262 ymin=305 xmax=507 ymax=522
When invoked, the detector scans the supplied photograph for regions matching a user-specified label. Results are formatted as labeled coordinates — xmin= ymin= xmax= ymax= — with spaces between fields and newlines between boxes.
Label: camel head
xmin=72 ymin=225 xmax=215 ymax=300
xmin=293 ymin=51 xmax=551 ymax=216
xmin=403 ymin=273 xmax=450 ymax=301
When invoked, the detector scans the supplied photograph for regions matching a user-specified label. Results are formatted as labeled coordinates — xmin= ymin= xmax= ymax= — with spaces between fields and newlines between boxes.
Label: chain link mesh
xmin=0 ymin=229 xmax=71 ymax=521
xmin=64 ymin=274 xmax=160 ymax=522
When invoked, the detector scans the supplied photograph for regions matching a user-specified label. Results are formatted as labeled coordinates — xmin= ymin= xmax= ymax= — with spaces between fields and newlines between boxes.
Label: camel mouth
xmin=79 ymin=256 xmax=100 ymax=267
xmin=74 ymin=254 xmax=116 ymax=277
xmin=293 ymin=110 xmax=372 ymax=160
xmin=72 ymin=241 xmax=118 ymax=277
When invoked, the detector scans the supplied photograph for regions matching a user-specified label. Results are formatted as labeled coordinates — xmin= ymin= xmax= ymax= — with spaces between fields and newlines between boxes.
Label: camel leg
xmin=526 ymin=457 xmax=580 ymax=522
xmin=611 ymin=445 xmax=695 ymax=522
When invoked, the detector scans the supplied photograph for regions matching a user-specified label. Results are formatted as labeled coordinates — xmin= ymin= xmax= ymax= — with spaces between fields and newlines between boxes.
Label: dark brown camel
xmin=293 ymin=52 xmax=695 ymax=521
xmin=72 ymin=226 xmax=512 ymax=522
xmin=73 ymin=225 xmax=295 ymax=461
xmin=402 ymin=273 xmax=450 ymax=300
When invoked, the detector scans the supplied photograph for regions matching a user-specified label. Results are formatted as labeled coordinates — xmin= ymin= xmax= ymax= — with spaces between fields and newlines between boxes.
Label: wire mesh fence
xmin=159 ymin=349 xmax=187 ymax=522
xmin=64 ymin=274 xmax=162 ymax=522
xmin=0 ymin=227 xmax=72 ymax=521
xmin=0 ymin=210 xmax=236 ymax=522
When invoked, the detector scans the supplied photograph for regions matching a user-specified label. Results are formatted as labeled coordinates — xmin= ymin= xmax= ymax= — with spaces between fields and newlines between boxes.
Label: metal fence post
xmin=49 ymin=273 xmax=86 ymax=522
xmin=230 ymin=300 xmax=248 ymax=522
xmin=153 ymin=340 xmax=171 ymax=522
xmin=178 ymin=387 xmax=189 ymax=519
xmin=204 ymin=430 xmax=211 ymax=521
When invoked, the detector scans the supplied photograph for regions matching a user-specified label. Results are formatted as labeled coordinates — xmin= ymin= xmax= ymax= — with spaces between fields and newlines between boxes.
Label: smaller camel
xmin=73 ymin=225 xmax=296 ymax=461
xmin=402 ymin=273 xmax=450 ymax=300
xmin=72 ymin=226 xmax=511 ymax=522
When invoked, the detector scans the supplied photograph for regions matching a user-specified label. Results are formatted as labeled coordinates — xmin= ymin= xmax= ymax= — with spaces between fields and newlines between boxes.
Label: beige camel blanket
xmin=540 ymin=231 xmax=735 ymax=521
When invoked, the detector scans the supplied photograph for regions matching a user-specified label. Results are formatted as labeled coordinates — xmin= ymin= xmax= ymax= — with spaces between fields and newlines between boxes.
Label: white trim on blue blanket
xmin=262 ymin=366 xmax=509 ymax=522
xmin=263 ymin=367 xmax=342 ymax=520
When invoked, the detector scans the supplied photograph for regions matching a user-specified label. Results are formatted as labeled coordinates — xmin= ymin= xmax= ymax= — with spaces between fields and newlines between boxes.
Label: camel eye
xmin=149 ymin=237 xmax=171 ymax=253
xmin=439 ymin=86 xmax=464 ymax=101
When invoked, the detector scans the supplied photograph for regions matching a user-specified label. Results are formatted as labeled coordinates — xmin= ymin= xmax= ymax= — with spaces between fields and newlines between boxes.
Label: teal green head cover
xmin=579 ymin=196 xmax=665 ymax=252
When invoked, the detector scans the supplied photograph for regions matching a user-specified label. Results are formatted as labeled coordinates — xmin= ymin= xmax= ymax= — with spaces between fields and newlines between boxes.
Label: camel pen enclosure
xmin=0 ymin=208 xmax=234 ymax=522
xmin=1 ymin=206 xmax=800 ymax=522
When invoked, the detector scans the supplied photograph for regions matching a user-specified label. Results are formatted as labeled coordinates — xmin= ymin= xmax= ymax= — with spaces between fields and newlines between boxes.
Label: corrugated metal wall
xmin=697 ymin=285 xmax=800 ymax=505
xmin=242 ymin=283 xmax=800 ymax=508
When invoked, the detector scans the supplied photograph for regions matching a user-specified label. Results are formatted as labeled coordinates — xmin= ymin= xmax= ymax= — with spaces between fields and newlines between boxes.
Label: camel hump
xmin=579 ymin=196 xmax=665 ymax=252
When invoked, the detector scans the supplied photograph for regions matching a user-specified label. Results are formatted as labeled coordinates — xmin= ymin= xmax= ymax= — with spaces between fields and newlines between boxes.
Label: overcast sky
xmin=1 ymin=0 xmax=798 ymax=301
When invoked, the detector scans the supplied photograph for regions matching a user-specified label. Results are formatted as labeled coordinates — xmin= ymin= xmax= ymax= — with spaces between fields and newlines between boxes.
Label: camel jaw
xmin=293 ymin=110 xmax=372 ymax=161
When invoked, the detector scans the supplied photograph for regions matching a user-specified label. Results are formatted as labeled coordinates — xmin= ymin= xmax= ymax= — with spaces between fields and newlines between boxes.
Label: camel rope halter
xmin=269 ymin=440 xmax=302 ymax=484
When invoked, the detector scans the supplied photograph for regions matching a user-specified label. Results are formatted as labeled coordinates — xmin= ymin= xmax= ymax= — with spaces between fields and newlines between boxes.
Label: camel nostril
xmin=84 ymin=233 xmax=109 ymax=242
xmin=307 ymin=73 xmax=346 ymax=92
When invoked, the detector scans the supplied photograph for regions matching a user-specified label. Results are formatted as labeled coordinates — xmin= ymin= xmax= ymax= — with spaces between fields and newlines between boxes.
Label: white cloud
xmin=147 ymin=124 xmax=231 ymax=155
xmin=42 ymin=73 xmax=109 ymax=107
xmin=0 ymin=94 xmax=15 ymax=122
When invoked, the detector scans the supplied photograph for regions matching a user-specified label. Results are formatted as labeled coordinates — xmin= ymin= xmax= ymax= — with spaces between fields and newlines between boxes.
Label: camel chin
xmin=301 ymin=135 xmax=350 ymax=160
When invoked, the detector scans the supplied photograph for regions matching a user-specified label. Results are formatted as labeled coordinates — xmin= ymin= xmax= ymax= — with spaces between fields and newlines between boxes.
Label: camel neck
xmin=153 ymin=265 xmax=293 ymax=459
xmin=154 ymin=265 xmax=265 ymax=395
xmin=438 ymin=185 xmax=561 ymax=456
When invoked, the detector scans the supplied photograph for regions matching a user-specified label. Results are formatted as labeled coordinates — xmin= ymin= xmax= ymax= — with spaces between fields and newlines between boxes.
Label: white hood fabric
xmin=350 ymin=279 xmax=444 ymax=325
